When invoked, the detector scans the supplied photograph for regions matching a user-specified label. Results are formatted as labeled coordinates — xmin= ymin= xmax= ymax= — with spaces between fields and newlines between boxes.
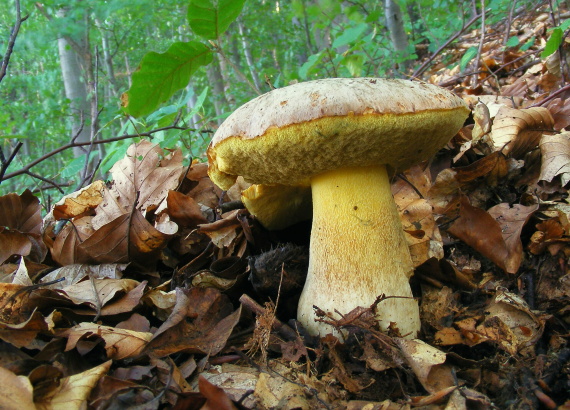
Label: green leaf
xmin=541 ymin=27 xmax=563 ymax=59
xmin=123 ymin=41 xmax=213 ymax=118
xmin=188 ymin=0 xmax=246 ymax=40
xmin=341 ymin=54 xmax=364 ymax=77
xmin=185 ymin=87 xmax=209 ymax=121
xmin=298 ymin=52 xmax=324 ymax=80
xmin=460 ymin=46 xmax=478 ymax=72
xmin=332 ymin=23 xmax=368 ymax=49
xmin=520 ymin=36 xmax=535 ymax=52
xmin=505 ymin=36 xmax=519 ymax=48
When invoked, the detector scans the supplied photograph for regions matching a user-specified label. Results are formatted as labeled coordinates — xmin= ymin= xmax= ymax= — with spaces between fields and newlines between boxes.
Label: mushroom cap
xmin=208 ymin=78 xmax=470 ymax=190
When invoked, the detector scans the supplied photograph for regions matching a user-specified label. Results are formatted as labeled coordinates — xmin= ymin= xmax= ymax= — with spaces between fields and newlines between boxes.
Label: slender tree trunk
xmin=385 ymin=0 xmax=410 ymax=67
xmin=95 ymin=18 xmax=117 ymax=99
xmin=206 ymin=55 xmax=230 ymax=124
xmin=58 ymin=33 xmax=91 ymax=158
xmin=237 ymin=19 xmax=262 ymax=93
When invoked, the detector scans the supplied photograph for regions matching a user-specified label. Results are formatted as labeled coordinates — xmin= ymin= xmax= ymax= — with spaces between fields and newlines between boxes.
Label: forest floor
xmin=0 ymin=5 xmax=569 ymax=410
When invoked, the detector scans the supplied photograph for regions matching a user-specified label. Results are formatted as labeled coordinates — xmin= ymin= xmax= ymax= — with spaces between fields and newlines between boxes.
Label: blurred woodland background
xmin=0 ymin=0 xmax=561 ymax=200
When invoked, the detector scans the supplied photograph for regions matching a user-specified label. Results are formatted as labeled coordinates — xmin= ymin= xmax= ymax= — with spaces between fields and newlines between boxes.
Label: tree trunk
xmin=206 ymin=55 xmax=230 ymax=124
xmin=237 ymin=19 xmax=262 ymax=94
xmin=56 ymin=8 xmax=100 ymax=181
xmin=58 ymin=34 xmax=91 ymax=158
xmin=385 ymin=0 xmax=410 ymax=67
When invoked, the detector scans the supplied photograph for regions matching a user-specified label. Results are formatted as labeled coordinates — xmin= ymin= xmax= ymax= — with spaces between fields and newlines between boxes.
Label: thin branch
xmin=412 ymin=13 xmax=482 ymax=79
xmin=0 ymin=141 xmax=23 ymax=182
xmin=1 ymin=125 xmax=190 ymax=182
xmin=471 ymin=0 xmax=486 ymax=88
xmin=529 ymin=83 xmax=570 ymax=107
xmin=0 ymin=0 xmax=29 ymax=84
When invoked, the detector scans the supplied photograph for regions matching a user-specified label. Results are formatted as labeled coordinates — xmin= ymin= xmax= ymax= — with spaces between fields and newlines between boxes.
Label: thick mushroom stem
xmin=297 ymin=165 xmax=420 ymax=338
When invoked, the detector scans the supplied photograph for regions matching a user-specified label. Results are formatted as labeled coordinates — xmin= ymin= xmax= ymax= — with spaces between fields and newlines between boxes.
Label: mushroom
xmin=208 ymin=78 xmax=470 ymax=338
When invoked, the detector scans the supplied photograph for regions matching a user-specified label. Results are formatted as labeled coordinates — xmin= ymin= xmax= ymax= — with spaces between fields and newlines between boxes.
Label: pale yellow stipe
xmin=297 ymin=165 xmax=420 ymax=338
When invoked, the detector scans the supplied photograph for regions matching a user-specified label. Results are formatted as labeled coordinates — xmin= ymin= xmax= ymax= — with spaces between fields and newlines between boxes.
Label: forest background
xmin=1 ymin=0 xmax=559 ymax=201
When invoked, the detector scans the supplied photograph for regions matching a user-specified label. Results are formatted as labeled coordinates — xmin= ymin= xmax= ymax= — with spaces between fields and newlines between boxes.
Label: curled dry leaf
xmin=392 ymin=165 xmax=443 ymax=266
xmin=395 ymin=338 xmax=455 ymax=394
xmin=35 ymin=360 xmax=111 ymax=410
xmin=64 ymin=323 xmax=152 ymax=360
xmin=198 ymin=209 xmax=244 ymax=248
xmin=51 ymin=180 xmax=105 ymax=221
xmin=0 ymin=283 xmax=61 ymax=348
xmin=471 ymin=101 xmax=492 ymax=140
xmin=489 ymin=106 xmax=554 ymax=158
xmin=539 ymin=132 xmax=570 ymax=185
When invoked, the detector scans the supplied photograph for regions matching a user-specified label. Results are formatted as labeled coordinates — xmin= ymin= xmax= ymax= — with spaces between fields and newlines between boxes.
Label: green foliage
xmin=123 ymin=41 xmax=213 ymax=117
xmin=187 ymin=0 xmax=247 ymax=40
xmin=460 ymin=46 xmax=478 ymax=72
xmin=541 ymin=22 xmax=567 ymax=59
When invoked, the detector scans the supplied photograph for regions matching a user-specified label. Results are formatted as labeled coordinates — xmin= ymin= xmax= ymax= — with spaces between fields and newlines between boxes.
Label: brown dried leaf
xmin=198 ymin=375 xmax=238 ymax=410
xmin=56 ymin=278 xmax=140 ymax=310
xmin=446 ymin=196 xmax=537 ymax=273
xmin=64 ymin=323 xmax=152 ymax=360
xmin=546 ymin=98 xmax=570 ymax=130
xmin=92 ymin=141 xmax=184 ymax=229
xmin=487 ymin=202 xmax=538 ymax=272
xmin=51 ymin=180 xmax=105 ymax=220
xmin=0 ymin=229 xmax=32 ymax=265
xmin=480 ymin=290 xmax=544 ymax=355
xmin=35 ymin=360 xmax=111 ymax=410
xmin=39 ymin=263 xmax=127 ymax=287
xmin=45 ymin=217 xmax=94 ymax=266
xmin=392 ymin=165 xmax=443 ymax=266
xmin=489 ymin=106 xmax=554 ymax=158
xmin=144 ymin=287 xmax=240 ymax=357
xmin=0 ymin=190 xmax=42 ymax=234
xmin=167 ymin=190 xmax=209 ymax=228
xmin=198 ymin=209 xmax=243 ymax=248
xmin=78 ymin=211 xmax=171 ymax=265
xmin=0 ymin=366 xmax=35 ymax=410
xmin=539 ymin=132 xmax=570 ymax=185
xmin=472 ymin=101 xmax=492 ymax=140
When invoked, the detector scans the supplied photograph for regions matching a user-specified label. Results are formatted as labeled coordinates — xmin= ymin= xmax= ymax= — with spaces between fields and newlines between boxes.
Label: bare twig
xmin=412 ymin=13 xmax=482 ymax=79
xmin=0 ymin=141 xmax=23 ymax=183
xmin=471 ymin=0 xmax=486 ymax=88
xmin=529 ymin=83 xmax=570 ymax=107
xmin=0 ymin=0 xmax=29 ymax=84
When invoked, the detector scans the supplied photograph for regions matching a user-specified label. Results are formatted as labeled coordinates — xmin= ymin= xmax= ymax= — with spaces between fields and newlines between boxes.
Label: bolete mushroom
xmin=208 ymin=78 xmax=469 ymax=337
